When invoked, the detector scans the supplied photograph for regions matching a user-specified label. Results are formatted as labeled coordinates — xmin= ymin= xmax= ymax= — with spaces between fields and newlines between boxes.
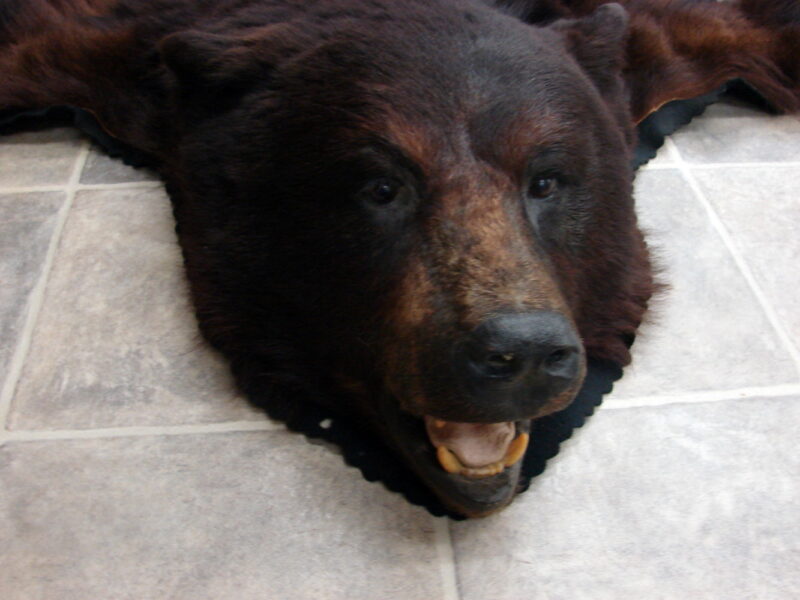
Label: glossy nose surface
xmin=454 ymin=311 xmax=583 ymax=417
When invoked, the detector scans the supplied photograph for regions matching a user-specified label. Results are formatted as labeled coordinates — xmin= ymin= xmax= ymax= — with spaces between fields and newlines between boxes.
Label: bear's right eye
xmin=363 ymin=177 xmax=401 ymax=205
xmin=528 ymin=176 xmax=558 ymax=199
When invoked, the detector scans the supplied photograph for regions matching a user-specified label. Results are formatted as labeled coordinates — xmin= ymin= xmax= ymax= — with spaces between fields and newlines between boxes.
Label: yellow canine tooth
xmin=503 ymin=433 xmax=530 ymax=467
xmin=436 ymin=445 xmax=463 ymax=474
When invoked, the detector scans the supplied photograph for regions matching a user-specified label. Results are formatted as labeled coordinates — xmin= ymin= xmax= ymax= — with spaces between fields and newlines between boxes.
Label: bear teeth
xmin=435 ymin=433 xmax=529 ymax=478
xmin=504 ymin=433 xmax=530 ymax=467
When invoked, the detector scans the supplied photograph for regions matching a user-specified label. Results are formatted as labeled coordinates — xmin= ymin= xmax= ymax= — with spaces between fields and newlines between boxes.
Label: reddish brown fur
xmin=557 ymin=0 xmax=800 ymax=119
xmin=3 ymin=1 xmax=797 ymax=133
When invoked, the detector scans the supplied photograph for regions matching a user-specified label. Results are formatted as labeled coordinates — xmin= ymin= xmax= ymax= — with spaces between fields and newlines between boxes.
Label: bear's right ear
xmin=159 ymin=30 xmax=254 ymax=89
xmin=549 ymin=3 xmax=629 ymax=97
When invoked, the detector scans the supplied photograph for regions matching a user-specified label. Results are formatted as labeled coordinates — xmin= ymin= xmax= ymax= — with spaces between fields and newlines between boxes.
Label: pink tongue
xmin=424 ymin=418 xmax=515 ymax=468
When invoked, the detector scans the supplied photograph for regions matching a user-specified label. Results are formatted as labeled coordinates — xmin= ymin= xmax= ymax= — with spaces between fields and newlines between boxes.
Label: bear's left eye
xmin=363 ymin=177 xmax=402 ymax=205
xmin=528 ymin=176 xmax=558 ymax=199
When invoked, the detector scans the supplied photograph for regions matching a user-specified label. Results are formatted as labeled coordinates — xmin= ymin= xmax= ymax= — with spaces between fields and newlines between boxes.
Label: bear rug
xmin=1 ymin=0 xmax=798 ymax=518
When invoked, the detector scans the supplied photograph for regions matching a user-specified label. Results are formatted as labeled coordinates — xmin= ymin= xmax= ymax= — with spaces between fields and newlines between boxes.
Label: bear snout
xmin=453 ymin=310 xmax=583 ymax=418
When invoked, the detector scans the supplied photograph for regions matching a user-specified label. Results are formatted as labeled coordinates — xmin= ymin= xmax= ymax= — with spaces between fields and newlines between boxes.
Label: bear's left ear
xmin=549 ymin=3 xmax=629 ymax=97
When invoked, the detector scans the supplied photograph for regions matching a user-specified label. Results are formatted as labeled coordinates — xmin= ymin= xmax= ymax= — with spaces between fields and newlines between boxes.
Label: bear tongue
xmin=424 ymin=417 xmax=515 ymax=468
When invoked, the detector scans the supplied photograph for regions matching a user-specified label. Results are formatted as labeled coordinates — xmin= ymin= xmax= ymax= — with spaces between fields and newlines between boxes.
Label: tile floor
xmin=1 ymin=100 xmax=799 ymax=599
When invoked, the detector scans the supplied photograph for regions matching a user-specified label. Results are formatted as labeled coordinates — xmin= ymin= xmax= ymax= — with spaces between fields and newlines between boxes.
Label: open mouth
xmin=424 ymin=416 xmax=529 ymax=478
xmin=377 ymin=397 xmax=538 ymax=517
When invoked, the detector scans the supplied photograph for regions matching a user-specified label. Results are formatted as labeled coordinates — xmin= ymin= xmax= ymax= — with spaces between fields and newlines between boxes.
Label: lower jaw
xmin=376 ymin=398 xmax=530 ymax=517
xmin=430 ymin=458 xmax=526 ymax=517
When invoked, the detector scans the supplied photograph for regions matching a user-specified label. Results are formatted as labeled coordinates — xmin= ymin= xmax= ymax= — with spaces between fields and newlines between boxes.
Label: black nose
xmin=454 ymin=311 xmax=583 ymax=418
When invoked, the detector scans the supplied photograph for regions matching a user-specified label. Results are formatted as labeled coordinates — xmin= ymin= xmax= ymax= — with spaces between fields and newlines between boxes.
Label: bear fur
xmin=1 ymin=0 xmax=798 ymax=516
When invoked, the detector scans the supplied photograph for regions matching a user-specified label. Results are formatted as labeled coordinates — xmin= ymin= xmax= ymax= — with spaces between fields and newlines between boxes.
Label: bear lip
xmin=424 ymin=417 xmax=529 ymax=477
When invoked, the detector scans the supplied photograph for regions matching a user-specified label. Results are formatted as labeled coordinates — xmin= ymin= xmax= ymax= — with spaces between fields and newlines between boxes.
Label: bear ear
xmin=159 ymin=30 xmax=251 ymax=89
xmin=549 ymin=3 xmax=629 ymax=95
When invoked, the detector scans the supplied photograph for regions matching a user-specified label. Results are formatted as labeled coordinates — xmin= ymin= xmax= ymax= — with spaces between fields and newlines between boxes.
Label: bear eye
xmin=528 ymin=176 xmax=558 ymax=199
xmin=363 ymin=177 xmax=401 ymax=205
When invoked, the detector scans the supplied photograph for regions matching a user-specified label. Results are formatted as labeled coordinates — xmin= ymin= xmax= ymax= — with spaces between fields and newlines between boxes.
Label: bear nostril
xmin=487 ymin=352 xmax=515 ymax=366
xmin=542 ymin=346 xmax=577 ymax=377
xmin=544 ymin=348 xmax=568 ymax=366
xmin=483 ymin=352 xmax=519 ymax=377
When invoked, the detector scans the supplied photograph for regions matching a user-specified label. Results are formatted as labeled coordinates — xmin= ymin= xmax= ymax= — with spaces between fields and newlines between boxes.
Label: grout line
xmin=639 ymin=158 xmax=800 ymax=171
xmin=0 ymin=184 xmax=68 ymax=195
xmin=602 ymin=383 xmax=800 ymax=410
xmin=11 ymin=382 xmax=796 ymax=441
xmin=3 ymin=162 xmax=798 ymax=191
xmin=5 ymin=378 xmax=796 ymax=440
xmin=0 ymin=141 xmax=91 ymax=437
xmin=686 ymin=161 xmax=800 ymax=170
xmin=666 ymin=138 xmax=800 ymax=372
xmin=76 ymin=180 xmax=162 ymax=191
xmin=640 ymin=161 xmax=800 ymax=171
xmin=664 ymin=137 xmax=683 ymax=163
xmin=3 ymin=419 xmax=283 ymax=443
xmin=0 ymin=180 xmax=162 ymax=195
xmin=639 ymin=162 xmax=678 ymax=170
xmin=433 ymin=517 xmax=461 ymax=600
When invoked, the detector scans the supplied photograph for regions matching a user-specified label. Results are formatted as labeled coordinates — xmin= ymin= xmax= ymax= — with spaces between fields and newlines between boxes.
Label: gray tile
xmin=0 ymin=431 xmax=444 ymax=600
xmin=701 ymin=98 xmax=770 ymax=119
xmin=671 ymin=114 xmax=800 ymax=163
xmin=452 ymin=396 xmax=800 ymax=600
xmin=0 ymin=129 xmax=82 ymax=187
xmin=693 ymin=167 xmax=800 ymax=348
xmin=8 ymin=187 xmax=260 ymax=429
xmin=0 ymin=193 xmax=64 ymax=389
xmin=610 ymin=170 xmax=797 ymax=400
xmin=80 ymin=147 xmax=158 ymax=184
